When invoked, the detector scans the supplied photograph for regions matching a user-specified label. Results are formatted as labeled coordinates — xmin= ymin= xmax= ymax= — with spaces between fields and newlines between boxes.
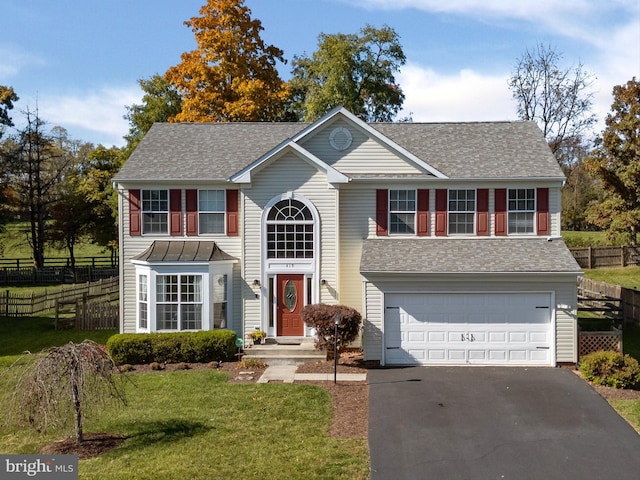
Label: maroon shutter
xmin=129 ymin=189 xmax=141 ymax=236
xmin=536 ymin=187 xmax=550 ymax=235
xmin=417 ymin=189 xmax=429 ymax=236
xmin=435 ymin=189 xmax=447 ymax=236
xmin=476 ymin=189 xmax=489 ymax=236
xmin=169 ymin=189 xmax=182 ymax=236
xmin=226 ymin=189 xmax=239 ymax=236
xmin=186 ymin=189 xmax=198 ymax=236
xmin=376 ymin=189 xmax=388 ymax=236
xmin=495 ymin=188 xmax=507 ymax=236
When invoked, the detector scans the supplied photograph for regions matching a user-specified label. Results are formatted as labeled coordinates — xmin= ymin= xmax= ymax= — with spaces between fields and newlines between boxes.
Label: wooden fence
xmin=577 ymin=277 xmax=640 ymax=326
xmin=1 ymin=277 xmax=119 ymax=317
xmin=55 ymin=294 xmax=119 ymax=330
xmin=570 ymin=246 xmax=640 ymax=269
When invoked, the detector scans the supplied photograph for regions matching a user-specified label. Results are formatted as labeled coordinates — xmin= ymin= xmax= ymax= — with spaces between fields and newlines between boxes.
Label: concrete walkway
xmin=257 ymin=365 xmax=367 ymax=383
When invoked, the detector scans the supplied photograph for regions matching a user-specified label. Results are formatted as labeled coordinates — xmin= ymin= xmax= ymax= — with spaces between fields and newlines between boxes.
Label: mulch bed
xmin=40 ymin=433 xmax=125 ymax=459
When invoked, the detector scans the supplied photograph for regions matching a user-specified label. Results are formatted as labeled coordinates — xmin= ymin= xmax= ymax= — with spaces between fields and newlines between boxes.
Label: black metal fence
xmin=0 ymin=257 xmax=118 ymax=286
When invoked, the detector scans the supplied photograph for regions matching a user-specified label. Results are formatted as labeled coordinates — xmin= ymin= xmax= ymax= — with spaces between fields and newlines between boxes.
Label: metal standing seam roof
xmin=131 ymin=241 xmax=237 ymax=263
xmin=360 ymin=238 xmax=582 ymax=275
xmin=113 ymin=117 xmax=563 ymax=182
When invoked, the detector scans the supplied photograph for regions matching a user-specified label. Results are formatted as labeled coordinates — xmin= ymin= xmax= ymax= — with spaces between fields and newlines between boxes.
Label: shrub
xmin=301 ymin=304 xmax=362 ymax=352
xmin=579 ymin=350 xmax=640 ymax=388
xmin=107 ymin=330 xmax=237 ymax=365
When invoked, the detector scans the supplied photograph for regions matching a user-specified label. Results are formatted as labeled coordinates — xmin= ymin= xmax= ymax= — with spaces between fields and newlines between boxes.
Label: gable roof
xmin=114 ymin=109 xmax=563 ymax=183
xmin=360 ymin=238 xmax=582 ymax=275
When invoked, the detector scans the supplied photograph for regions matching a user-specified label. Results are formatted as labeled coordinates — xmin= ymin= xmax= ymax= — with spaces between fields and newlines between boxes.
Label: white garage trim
xmin=382 ymin=291 xmax=556 ymax=366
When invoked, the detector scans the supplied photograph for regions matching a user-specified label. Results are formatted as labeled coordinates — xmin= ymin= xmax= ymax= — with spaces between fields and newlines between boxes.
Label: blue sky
xmin=1 ymin=0 xmax=638 ymax=147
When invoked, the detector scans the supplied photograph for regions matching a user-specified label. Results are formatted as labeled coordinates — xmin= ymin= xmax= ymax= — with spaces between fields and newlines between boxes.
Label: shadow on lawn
xmin=118 ymin=419 xmax=211 ymax=450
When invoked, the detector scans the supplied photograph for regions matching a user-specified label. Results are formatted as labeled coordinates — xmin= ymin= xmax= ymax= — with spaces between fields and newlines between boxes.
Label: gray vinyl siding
xmin=118 ymin=185 xmax=243 ymax=336
xmin=361 ymin=275 xmax=578 ymax=364
xmin=299 ymin=118 xmax=424 ymax=175
xmin=243 ymin=153 xmax=338 ymax=331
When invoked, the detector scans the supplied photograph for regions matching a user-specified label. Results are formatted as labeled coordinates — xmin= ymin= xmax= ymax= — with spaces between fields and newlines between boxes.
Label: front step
xmin=242 ymin=337 xmax=325 ymax=366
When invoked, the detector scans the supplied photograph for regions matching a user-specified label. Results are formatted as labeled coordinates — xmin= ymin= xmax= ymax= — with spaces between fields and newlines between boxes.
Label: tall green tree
xmin=289 ymin=24 xmax=406 ymax=122
xmin=508 ymin=43 xmax=596 ymax=166
xmin=123 ymin=74 xmax=182 ymax=158
xmin=165 ymin=0 xmax=290 ymax=122
xmin=584 ymin=78 xmax=640 ymax=245
xmin=1 ymin=110 xmax=74 ymax=268
xmin=76 ymin=145 xmax=123 ymax=263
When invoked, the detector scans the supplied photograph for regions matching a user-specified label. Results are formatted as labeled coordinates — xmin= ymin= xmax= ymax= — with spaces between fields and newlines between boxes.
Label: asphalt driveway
xmin=369 ymin=367 xmax=640 ymax=480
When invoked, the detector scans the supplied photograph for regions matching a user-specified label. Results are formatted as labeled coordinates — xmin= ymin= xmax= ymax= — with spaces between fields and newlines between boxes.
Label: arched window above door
xmin=266 ymin=199 xmax=314 ymax=259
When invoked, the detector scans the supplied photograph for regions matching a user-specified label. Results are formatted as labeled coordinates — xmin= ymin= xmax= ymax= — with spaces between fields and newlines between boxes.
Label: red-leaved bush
xmin=301 ymin=304 xmax=362 ymax=352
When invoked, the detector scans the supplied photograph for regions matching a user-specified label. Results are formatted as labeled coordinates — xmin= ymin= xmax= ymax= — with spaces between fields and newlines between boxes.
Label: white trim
xmin=381 ymin=290 xmax=556 ymax=366
xmin=230 ymin=142 xmax=350 ymax=184
xmin=290 ymin=107 xmax=448 ymax=179
xmin=260 ymin=193 xmax=321 ymax=337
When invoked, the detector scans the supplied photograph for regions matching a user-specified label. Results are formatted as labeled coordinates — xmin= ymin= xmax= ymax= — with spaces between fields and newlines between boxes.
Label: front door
xmin=276 ymin=274 xmax=304 ymax=336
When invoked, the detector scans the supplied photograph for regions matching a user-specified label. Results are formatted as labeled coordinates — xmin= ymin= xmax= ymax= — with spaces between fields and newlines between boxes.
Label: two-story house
xmin=113 ymin=107 xmax=582 ymax=366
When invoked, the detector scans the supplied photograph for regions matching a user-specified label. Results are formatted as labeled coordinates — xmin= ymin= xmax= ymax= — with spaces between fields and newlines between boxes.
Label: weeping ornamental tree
xmin=7 ymin=341 xmax=129 ymax=443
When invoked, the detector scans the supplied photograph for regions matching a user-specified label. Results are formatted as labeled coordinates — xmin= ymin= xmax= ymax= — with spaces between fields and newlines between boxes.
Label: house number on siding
xmin=460 ymin=333 xmax=476 ymax=342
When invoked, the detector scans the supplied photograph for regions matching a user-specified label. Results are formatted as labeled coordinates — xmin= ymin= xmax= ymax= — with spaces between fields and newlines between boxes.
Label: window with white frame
xmin=199 ymin=190 xmax=225 ymax=234
xmin=156 ymin=274 xmax=202 ymax=330
xmin=389 ymin=189 xmax=416 ymax=234
xmin=448 ymin=189 xmax=476 ymax=234
xmin=138 ymin=274 xmax=148 ymax=329
xmin=508 ymin=188 xmax=535 ymax=234
xmin=142 ymin=190 xmax=168 ymax=234
xmin=266 ymin=199 xmax=314 ymax=258
xmin=213 ymin=274 xmax=227 ymax=328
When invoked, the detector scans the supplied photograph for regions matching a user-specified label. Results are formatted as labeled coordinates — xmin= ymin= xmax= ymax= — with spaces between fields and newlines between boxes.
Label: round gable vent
xmin=329 ymin=127 xmax=353 ymax=151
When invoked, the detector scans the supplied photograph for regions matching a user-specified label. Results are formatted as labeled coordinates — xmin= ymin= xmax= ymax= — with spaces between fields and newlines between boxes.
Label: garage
xmin=384 ymin=292 xmax=553 ymax=365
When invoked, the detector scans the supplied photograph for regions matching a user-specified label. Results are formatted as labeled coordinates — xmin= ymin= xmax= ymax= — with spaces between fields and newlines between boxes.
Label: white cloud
xmin=397 ymin=63 xmax=517 ymax=122
xmin=0 ymin=45 xmax=45 ymax=78
xmin=15 ymin=86 xmax=142 ymax=147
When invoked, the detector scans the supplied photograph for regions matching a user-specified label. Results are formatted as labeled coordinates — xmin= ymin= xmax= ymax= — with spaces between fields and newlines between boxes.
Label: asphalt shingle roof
xmin=113 ymin=115 xmax=563 ymax=182
xmin=372 ymin=121 xmax=562 ymax=179
xmin=360 ymin=238 xmax=582 ymax=274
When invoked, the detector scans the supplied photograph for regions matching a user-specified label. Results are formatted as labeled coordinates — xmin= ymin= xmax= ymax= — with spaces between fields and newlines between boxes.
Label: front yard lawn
xmin=0 ymin=368 xmax=368 ymax=479
xmin=0 ymin=316 xmax=369 ymax=479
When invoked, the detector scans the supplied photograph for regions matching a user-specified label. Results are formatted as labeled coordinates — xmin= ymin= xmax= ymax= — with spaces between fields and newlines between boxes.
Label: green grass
xmin=608 ymin=399 xmax=640 ymax=434
xmin=562 ymin=230 xmax=612 ymax=248
xmin=0 ymin=369 xmax=368 ymax=479
xmin=583 ymin=266 xmax=640 ymax=290
xmin=1 ymin=222 xmax=107 ymax=259
xmin=0 ymin=318 xmax=368 ymax=478
xmin=0 ymin=314 xmax=117 ymax=366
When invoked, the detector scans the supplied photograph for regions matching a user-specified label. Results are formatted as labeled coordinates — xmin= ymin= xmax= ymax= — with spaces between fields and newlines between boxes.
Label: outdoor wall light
xmin=252 ymin=279 xmax=261 ymax=287
xmin=321 ymin=279 xmax=327 ymax=286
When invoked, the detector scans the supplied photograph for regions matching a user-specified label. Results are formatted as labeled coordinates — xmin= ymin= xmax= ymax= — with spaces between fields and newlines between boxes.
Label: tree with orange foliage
xmin=165 ymin=0 xmax=290 ymax=122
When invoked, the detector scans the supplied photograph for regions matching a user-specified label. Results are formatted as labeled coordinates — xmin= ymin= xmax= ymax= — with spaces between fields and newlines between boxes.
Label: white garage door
xmin=384 ymin=293 xmax=553 ymax=365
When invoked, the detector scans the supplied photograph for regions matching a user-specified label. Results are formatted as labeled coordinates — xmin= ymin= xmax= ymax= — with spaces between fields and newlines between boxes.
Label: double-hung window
xmin=156 ymin=274 xmax=202 ymax=330
xmin=142 ymin=190 xmax=168 ymax=234
xmin=508 ymin=188 xmax=535 ymax=234
xmin=448 ymin=189 xmax=475 ymax=234
xmin=389 ymin=190 xmax=416 ymax=234
xmin=199 ymin=190 xmax=225 ymax=234
xmin=138 ymin=274 xmax=148 ymax=330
